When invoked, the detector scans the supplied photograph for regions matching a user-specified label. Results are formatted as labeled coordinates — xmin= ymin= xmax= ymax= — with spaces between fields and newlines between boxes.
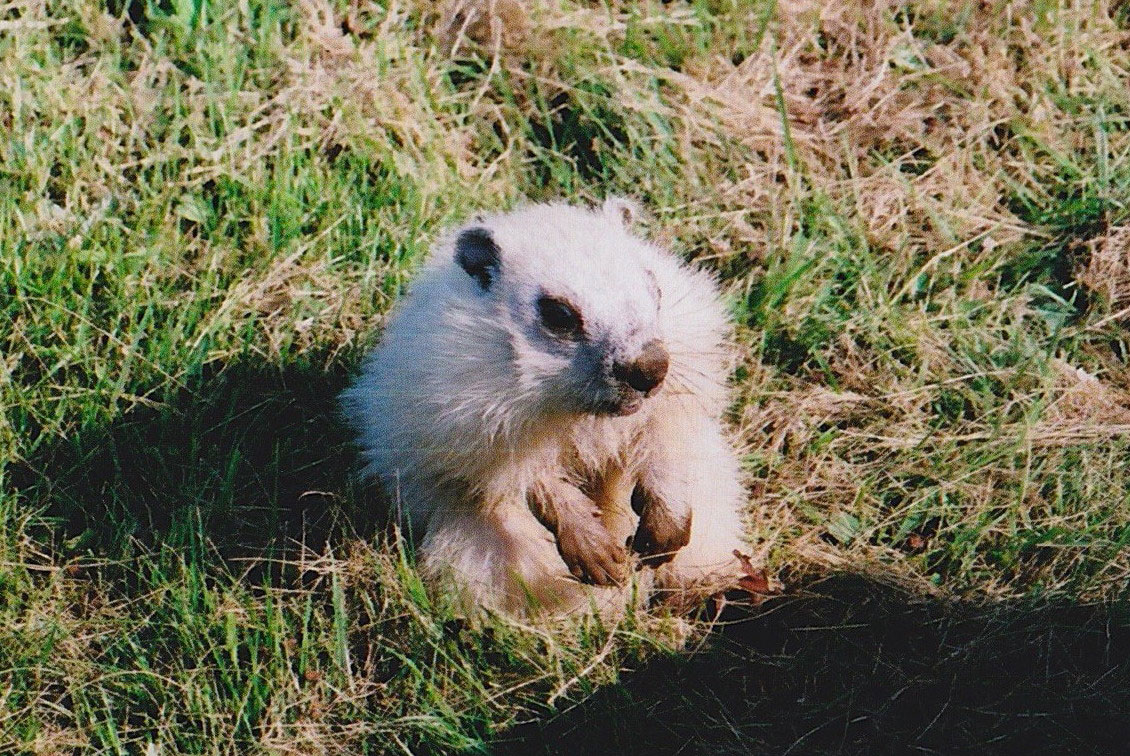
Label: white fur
xmin=341 ymin=200 xmax=748 ymax=615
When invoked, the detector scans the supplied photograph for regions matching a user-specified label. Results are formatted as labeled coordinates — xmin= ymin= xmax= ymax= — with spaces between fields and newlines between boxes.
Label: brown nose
xmin=612 ymin=340 xmax=669 ymax=395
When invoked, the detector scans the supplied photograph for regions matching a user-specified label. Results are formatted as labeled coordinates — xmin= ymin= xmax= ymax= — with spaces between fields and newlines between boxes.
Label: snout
xmin=612 ymin=339 xmax=669 ymax=397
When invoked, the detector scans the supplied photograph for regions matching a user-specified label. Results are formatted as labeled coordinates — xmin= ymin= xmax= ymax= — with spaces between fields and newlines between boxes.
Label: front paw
xmin=630 ymin=487 xmax=692 ymax=567
xmin=556 ymin=516 xmax=629 ymax=587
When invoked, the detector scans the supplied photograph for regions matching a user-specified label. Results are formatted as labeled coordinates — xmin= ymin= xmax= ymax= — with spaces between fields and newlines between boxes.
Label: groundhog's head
xmin=446 ymin=198 xmax=671 ymax=418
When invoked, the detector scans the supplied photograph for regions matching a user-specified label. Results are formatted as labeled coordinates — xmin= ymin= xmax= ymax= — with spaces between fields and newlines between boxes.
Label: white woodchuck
xmin=341 ymin=199 xmax=748 ymax=615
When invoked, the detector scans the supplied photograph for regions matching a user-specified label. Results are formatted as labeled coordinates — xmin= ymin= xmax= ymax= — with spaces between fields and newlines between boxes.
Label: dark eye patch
xmin=537 ymin=296 xmax=584 ymax=339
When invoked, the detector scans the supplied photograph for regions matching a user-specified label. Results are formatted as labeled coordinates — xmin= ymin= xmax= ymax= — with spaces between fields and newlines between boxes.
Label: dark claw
xmin=631 ymin=489 xmax=692 ymax=569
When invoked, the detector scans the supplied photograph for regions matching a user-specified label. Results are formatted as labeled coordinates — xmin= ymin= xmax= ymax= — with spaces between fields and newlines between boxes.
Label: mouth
xmin=591 ymin=392 xmax=644 ymax=417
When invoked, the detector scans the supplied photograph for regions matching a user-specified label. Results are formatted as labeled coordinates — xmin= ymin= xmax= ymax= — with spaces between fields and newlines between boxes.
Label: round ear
xmin=602 ymin=196 xmax=642 ymax=229
xmin=455 ymin=227 xmax=501 ymax=291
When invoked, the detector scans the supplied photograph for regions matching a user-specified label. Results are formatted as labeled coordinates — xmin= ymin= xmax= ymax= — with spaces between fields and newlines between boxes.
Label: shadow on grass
xmin=10 ymin=364 xmax=1130 ymax=754
xmin=9 ymin=358 xmax=380 ymax=566
xmin=496 ymin=573 xmax=1130 ymax=756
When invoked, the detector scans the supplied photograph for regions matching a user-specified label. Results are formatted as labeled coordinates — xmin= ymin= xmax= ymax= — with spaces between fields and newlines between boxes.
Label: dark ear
xmin=455 ymin=227 xmax=501 ymax=291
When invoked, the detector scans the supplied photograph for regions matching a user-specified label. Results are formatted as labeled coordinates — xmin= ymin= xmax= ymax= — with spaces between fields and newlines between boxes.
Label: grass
xmin=2 ymin=0 xmax=1130 ymax=752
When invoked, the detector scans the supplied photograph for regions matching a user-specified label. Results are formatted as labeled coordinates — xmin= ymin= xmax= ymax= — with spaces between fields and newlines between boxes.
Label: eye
xmin=537 ymin=296 xmax=584 ymax=339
